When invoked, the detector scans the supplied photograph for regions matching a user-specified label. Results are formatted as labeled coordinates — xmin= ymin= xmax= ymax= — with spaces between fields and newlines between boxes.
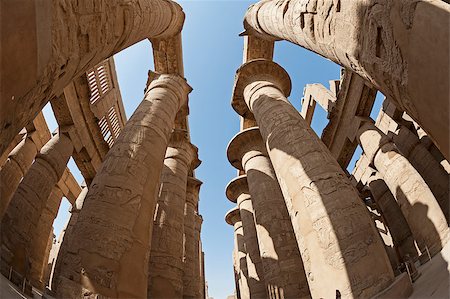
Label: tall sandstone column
xmin=232 ymin=59 xmax=394 ymax=298
xmin=357 ymin=120 xmax=449 ymax=256
xmin=366 ymin=172 xmax=418 ymax=262
xmin=227 ymin=127 xmax=311 ymax=298
xmin=1 ymin=0 xmax=186 ymax=156
xmin=226 ymin=207 xmax=250 ymax=299
xmin=183 ymin=176 xmax=203 ymax=299
xmin=54 ymin=73 xmax=191 ymax=298
xmin=243 ymin=0 xmax=450 ymax=159
xmin=148 ymin=130 xmax=198 ymax=299
xmin=226 ymin=176 xmax=267 ymax=298
xmin=51 ymin=186 xmax=88 ymax=291
xmin=0 ymin=135 xmax=37 ymax=218
xmin=1 ymin=133 xmax=73 ymax=276
xmin=29 ymin=186 xmax=64 ymax=289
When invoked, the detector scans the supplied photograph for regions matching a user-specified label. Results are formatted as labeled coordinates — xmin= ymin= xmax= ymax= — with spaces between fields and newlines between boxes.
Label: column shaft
xmin=51 ymin=187 xmax=88 ymax=291
xmin=237 ymin=195 xmax=267 ymax=298
xmin=182 ymin=177 xmax=202 ymax=299
xmin=29 ymin=186 xmax=64 ymax=288
xmin=235 ymin=220 xmax=250 ymax=299
xmin=228 ymin=127 xmax=310 ymax=298
xmin=54 ymin=74 xmax=190 ymax=298
xmin=194 ymin=214 xmax=203 ymax=298
xmin=233 ymin=60 xmax=394 ymax=298
xmin=244 ymin=0 xmax=450 ymax=159
xmin=0 ymin=136 xmax=37 ymax=218
xmin=358 ymin=121 xmax=449 ymax=256
xmin=392 ymin=126 xmax=449 ymax=221
xmin=148 ymin=133 xmax=195 ymax=299
xmin=367 ymin=174 xmax=418 ymax=261
xmin=1 ymin=133 xmax=73 ymax=277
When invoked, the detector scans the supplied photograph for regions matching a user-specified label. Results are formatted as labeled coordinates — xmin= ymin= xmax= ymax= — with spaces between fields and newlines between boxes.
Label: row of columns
xmin=0 ymin=132 xmax=75 ymax=289
xmin=226 ymin=58 xmax=395 ymax=298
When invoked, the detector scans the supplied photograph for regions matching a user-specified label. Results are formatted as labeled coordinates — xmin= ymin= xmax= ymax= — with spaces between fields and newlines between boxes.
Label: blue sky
xmin=44 ymin=1 xmax=383 ymax=298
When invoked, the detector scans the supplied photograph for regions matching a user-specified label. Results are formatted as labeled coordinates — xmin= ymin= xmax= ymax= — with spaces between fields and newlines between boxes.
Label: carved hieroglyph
xmin=1 ymin=0 xmax=185 ymax=157
xmin=0 ymin=136 xmax=37 ymax=218
xmin=232 ymin=59 xmax=394 ymax=298
xmin=226 ymin=176 xmax=267 ymax=298
xmin=1 ymin=133 xmax=73 ymax=276
xmin=148 ymin=130 xmax=198 ymax=299
xmin=227 ymin=127 xmax=311 ymax=298
xmin=54 ymin=73 xmax=191 ymax=298
xmin=357 ymin=120 xmax=449 ymax=256
xmin=226 ymin=207 xmax=250 ymax=299
xmin=243 ymin=0 xmax=450 ymax=159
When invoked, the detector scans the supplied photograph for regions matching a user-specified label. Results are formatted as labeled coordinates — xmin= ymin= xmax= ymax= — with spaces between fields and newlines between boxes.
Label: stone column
xmin=29 ymin=186 xmax=64 ymax=289
xmin=1 ymin=0 xmax=186 ymax=157
xmin=148 ymin=130 xmax=198 ymax=299
xmin=1 ymin=133 xmax=73 ymax=277
xmin=51 ymin=186 xmax=88 ymax=291
xmin=243 ymin=0 xmax=450 ymax=159
xmin=226 ymin=176 xmax=267 ymax=298
xmin=226 ymin=207 xmax=250 ymax=299
xmin=42 ymin=229 xmax=55 ymax=288
xmin=357 ymin=120 xmax=449 ymax=256
xmin=0 ymin=135 xmax=37 ymax=218
xmin=182 ymin=176 xmax=203 ymax=299
xmin=54 ymin=73 xmax=191 ymax=298
xmin=366 ymin=173 xmax=418 ymax=262
xmin=390 ymin=125 xmax=449 ymax=221
xmin=231 ymin=59 xmax=394 ymax=298
xmin=227 ymin=127 xmax=311 ymax=298
xmin=194 ymin=214 xmax=204 ymax=299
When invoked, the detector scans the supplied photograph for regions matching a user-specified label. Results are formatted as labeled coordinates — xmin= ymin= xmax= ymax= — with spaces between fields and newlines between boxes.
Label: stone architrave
xmin=29 ymin=186 xmax=64 ymax=289
xmin=0 ymin=135 xmax=37 ymax=218
xmin=182 ymin=176 xmax=203 ymax=299
xmin=227 ymin=127 xmax=311 ymax=298
xmin=226 ymin=176 xmax=267 ymax=298
xmin=1 ymin=133 xmax=73 ymax=276
xmin=226 ymin=207 xmax=250 ymax=299
xmin=51 ymin=187 xmax=88 ymax=291
xmin=366 ymin=172 xmax=418 ymax=262
xmin=243 ymin=0 xmax=450 ymax=159
xmin=148 ymin=130 xmax=198 ymax=299
xmin=1 ymin=0 xmax=186 ymax=157
xmin=231 ymin=59 xmax=394 ymax=298
xmin=53 ymin=73 xmax=191 ymax=298
xmin=357 ymin=120 xmax=449 ymax=256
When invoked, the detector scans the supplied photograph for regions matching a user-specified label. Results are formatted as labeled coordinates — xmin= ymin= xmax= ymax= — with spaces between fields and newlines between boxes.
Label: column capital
xmin=146 ymin=71 xmax=192 ymax=108
xmin=166 ymin=129 xmax=200 ymax=170
xmin=227 ymin=127 xmax=266 ymax=171
xmin=186 ymin=176 xmax=202 ymax=206
xmin=357 ymin=118 xmax=396 ymax=165
xmin=231 ymin=59 xmax=291 ymax=117
xmin=225 ymin=206 xmax=241 ymax=226
xmin=225 ymin=175 xmax=249 ymax=204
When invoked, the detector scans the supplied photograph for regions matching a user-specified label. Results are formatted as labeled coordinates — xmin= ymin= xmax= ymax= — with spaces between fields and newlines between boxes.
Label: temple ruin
xmin=1 ymin=0 xmax=449 ymax=298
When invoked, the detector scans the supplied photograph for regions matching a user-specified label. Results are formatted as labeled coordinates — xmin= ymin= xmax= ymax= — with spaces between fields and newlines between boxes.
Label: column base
xmin=371 ymin=273 xmax=413 ymax=299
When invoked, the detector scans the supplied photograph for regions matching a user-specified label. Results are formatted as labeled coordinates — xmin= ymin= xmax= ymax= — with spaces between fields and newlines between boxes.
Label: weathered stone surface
xmin=232 ymin=59 xmax=394 ymax=298
xmin=148 ymin=130 xmax=198 ymax=299
xmin=54 ymin=73 xmax=191 ymax=298
xmin=357 ymin=120 xmax=449 ymax=256
xmin=29 ymin=186 xmax=64 ymax=289
xmin=227 ymin=127 xmax=311 ymax=298
xmin=226 ymin=207 xmax=250 ymax=299
xmin=183 ymin=176 xmax=203 ymax=299
xmin=226 ymin=176 xmax=267 ymax=298
xmin=244 ymin=0 xmax=450 ymax=160
xmin=0 ymin=0 xmax=185 ymax=158
xmin=1 ymin=133 xmax=73 ymax=277
xmin=0 ymin=136 xmax=37 ymax=218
